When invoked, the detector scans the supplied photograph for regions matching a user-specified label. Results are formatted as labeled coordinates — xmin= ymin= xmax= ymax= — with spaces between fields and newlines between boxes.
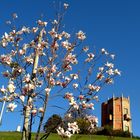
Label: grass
xmin=0 ymin=132 xmax=139 ymax=140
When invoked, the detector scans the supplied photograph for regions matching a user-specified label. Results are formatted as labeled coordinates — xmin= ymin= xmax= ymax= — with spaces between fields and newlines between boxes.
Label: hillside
xmin=0 ymin=132 xmax=139 ymax=140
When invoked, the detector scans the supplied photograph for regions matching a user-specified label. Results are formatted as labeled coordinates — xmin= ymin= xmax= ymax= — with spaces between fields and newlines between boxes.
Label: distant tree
xmin=44 ymin=114 xmax=62 ymax=133
xmin=76 ymin=118 xmax=90 ymax=134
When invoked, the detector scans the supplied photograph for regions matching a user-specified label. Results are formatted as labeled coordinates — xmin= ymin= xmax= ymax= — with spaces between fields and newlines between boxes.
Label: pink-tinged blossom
xmin=85 ymin=53 xmax=95 ymax=62
xmin=11 ymin=50 xmax=17 ymax=56
xmin=105 ymin=78 xmax=114 ymax=84
xmin=85 ymin=115 xmax=98 ymax=133
xmin=0 ymin=54 xmax=12 ymax=65
xmin=61 ymin=31 xmax=70 ymax=39
xmin=65 ymin=92 xmax=73 ymax=100
xmin=79 ymin=95 xmax=84 ymax=100
xmin=24 ymin=56 xmax=34 ymax=64
xmin=88 ymin=103 xmax=94 ymax=110
xmin=37 ymin=20 xmax=47 ymax=27
xmin=23 ymin=74 xmax=31 ymax=83
xmin=7 ymin=102 xmax=17 ymax=112
xmin=2 ymin=70 xmax=10 ymax=78
xmin=82 ymin=46 xmax=89 ymax=52
xmin=28 ymin=97 xmax=33 ymax=104
xmin=48 ymin=28 xmax=57 ymax=38
xmin=70 ymin=74 xmax=78 ymax=79
xmin=38 ymin=107 xmax=44 ymax=113
xmin=61 ymin=40 xmax=72 ymax=50
xmin=37 ymin=66 xmax=47 ymax=75
xmin=76 ymin=30 xmax=86 ymax=40
xmin=68 ymin=122 xmax=79 ymax=134
xmin=65 ymin=76 xmax=71 ymax=81
xmin=45 ymin=88 xmax=51 ymax=95
xmin=22 ymin=83 xmax=35 ymax=94
xmin=88 ymin=84 xmax=101 ymax=92
xmin=65 ymin=53 xmax=78 ymax=64
xmin=31 ymin=108 xmax=37 ymax=116
xmin=50 ymin=65 xmax=57 ymax=73
xmin=50 ymin=77 xmax=55 ymax=86
xmin=81 ymin=101 xmax=87 ymax=109
xmin=73 ymin=83 xmax=78 ymax=89
xmin=57 ymin=122 xmax=79 ymax=138
xmin=19 ymin=49 xmax=26 ymax=55
xmin=97 ymin=73 xmax=104 ymax=80
xmin=32 ymin=27 xmax=39 ymax=33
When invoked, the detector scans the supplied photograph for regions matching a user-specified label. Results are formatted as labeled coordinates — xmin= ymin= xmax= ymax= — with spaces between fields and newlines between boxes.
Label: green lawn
xmin=0 ymin=132 xmax=139 ymax=140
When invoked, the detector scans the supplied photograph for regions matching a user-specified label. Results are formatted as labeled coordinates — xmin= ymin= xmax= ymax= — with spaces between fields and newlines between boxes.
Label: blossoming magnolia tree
xmin=0 ymin=3 xmax=120 ymax=140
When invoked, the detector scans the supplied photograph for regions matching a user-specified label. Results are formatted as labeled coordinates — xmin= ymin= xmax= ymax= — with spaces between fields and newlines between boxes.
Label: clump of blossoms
xmin=0 ymin=3 xmax=120 ymax=140
xmin=57 ymin=122 xmax=79 ymax=138
xmin=85 ymin=115 xmax=98 ymax=133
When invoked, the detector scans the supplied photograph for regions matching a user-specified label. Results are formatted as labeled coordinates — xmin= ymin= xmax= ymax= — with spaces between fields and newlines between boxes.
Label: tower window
xmin=125 ymin=125 xmax=129 ymax=131
xmin=124 ymin=108 xmax=128 ymax=114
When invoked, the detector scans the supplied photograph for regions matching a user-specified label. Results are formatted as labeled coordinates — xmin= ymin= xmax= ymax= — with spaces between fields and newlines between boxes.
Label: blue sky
xmin=0 ymin=0 xmax=140 ymax=137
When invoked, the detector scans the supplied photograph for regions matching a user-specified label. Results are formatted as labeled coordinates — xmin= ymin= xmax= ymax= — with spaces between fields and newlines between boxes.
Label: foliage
xmin=76 ymin=118 xmax=90 ymax=134
xmin=96 ymin=125 xmax=131 ymax=138
xmin=43 ymin=114 xmax=62 ymax=133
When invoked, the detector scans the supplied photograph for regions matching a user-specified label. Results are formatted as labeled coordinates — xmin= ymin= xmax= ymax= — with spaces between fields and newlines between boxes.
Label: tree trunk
xmin=21 ymin=106 xmax=30 ymax=140
xmin=21 ymin=29 xmax=44 ymax=140
xmin=35 ymin=93 xmax=49 ymax=140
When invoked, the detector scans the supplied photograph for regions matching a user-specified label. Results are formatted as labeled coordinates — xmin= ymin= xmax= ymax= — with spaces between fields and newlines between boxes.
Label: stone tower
xmin=101 ymin=95 xmax=132 ymax=133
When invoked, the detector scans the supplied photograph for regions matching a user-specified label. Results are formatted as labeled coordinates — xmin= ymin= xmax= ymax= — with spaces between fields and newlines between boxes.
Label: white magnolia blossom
xmin=45 ymin=88 xmax=51 ymax=95
xmin=73 ymin=83 xmax=78 ymax=89
xmin=57 ymin=122 xmax=79 ymax=138
xmin=105 ymin=62 xmax=114 ymax=68
xmin=97 ymin=73 xmax=104 ymax=80
xmin=76 ymin=30 xmax=86 ymax=40
xmin=70 ymin=74 xmax=78 ymax=79
xmin=0 ymin=85 xmax=7 ymax=94
xmin=82 ymin=46 xmax=89 ymax=52
xmin=99 ymin=67 xmax=104 ymax=72
xmin=63 ymin=3 xmax=69 ymax=9
xmin=85 ymin=53 xmax=95 ymax=62
xmin=62 ymin=31 xmax=70 ymax=39
xmin=7 ymin=81 xmax=15 ymax=93
xmin=19 ymin=95 xmax=25 ymax=102
xmin=110 ymin=54 xmax=115 ymax=59
xmin=31 ymin=108 xmax=37 ymax=116
xmin=38 ymin=107 xmax=44 ymax=113
xmin=37 ymin=20 xmax=47 ymax=27
xmin=106 ymin=69 xmax=114 ymax=75
xmin=85 ymin=115 xmax=98 ymax=133
xmin=114 ymin=69 xmax=121 ymax=75
xmin=7 ymin=102 xmax=17 ymax=112
xmin=88 ymin=84 xmax=101 ymax=92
